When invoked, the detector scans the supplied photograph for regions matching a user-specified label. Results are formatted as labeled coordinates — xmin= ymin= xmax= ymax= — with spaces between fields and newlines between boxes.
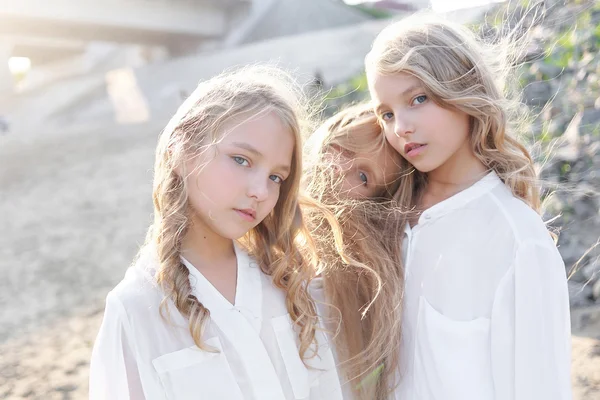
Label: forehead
xmin=368 ymin=71 xmax=423 ymax=101
xmin=222 ymin=111 xmax=290 ymax=139
xmin=220 ymin=111 xmax=295 ymax=158
xmin=358 ymin=141 xmax=399 ymax=167
xmin=345 ymin=125 xmax=381 ymax=148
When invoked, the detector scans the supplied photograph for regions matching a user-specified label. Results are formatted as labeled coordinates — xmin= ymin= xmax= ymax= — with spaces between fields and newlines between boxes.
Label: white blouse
xmin=394 ymin=172 xmax=572 ymax=400
xmin=89 ymin=243 xmax=343 ymax=400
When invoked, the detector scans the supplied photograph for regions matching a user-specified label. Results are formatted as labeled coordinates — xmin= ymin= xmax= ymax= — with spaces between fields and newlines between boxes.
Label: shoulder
xmin=107 ymin=248 xmax=165 ymax=319
xmin=488 ymin=186 xmax=565 ymax=279
xmin=488 ymin=184 xmax=555 ymax=248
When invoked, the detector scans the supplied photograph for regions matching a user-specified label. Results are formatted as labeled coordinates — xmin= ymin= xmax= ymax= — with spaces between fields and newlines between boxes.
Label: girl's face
xmin=368 ymin=72 xmax=473 ymax=180
xmin=328 ymin=135 xmax=401 ymax=199
xmin=183 ymin=111 xmax=294 ymax=240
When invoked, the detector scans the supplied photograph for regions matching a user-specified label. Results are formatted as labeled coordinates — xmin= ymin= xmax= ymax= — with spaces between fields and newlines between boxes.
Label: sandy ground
xmin=1 ymin=123 xmax=599 ymax=399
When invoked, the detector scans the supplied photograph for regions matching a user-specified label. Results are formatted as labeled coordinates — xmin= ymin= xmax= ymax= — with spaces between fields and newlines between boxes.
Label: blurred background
xmin=0 ymin=0 xmax=598 ymax=398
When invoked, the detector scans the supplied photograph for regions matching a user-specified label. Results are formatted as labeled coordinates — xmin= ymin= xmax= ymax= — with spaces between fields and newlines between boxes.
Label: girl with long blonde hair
xmin=89 ymin=65 xmax=344 ymax=400
xmin=365 ymin=14 xmax=572 ymax=400
xmin=303 ymin=103 xmax=406 ymax=400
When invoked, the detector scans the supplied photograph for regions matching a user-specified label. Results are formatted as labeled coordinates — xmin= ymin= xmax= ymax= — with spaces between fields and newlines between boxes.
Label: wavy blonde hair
xmin=365 ymin=13 xmax=541 ymax=213
xmin=145 ymin=65 xmax=321 ymax=359
xmin=303 ymin=103 xmax=406 ymax=399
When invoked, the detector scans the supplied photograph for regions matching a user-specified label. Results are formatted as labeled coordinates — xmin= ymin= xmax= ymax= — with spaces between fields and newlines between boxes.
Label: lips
xmin=404 ymin=142 xmax=424 ymax=154
xmin=235 ymin=208 xmax=256 ymax=221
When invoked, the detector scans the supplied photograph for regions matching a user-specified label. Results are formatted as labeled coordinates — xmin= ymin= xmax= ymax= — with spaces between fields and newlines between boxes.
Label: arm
xmin=89 ymin=292 xmax=146 ymax=400
xmin=491 ymin=241 xmax=572 ymax=400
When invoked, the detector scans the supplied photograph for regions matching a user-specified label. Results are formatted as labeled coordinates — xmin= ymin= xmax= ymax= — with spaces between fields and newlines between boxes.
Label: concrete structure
xmin=9 ymin=37 xmax=87 ymax=66
xmin=0 ymin=42 xmax=13 ymax=95
xmin=7 ymin=17 xmax=398 ymax=132
xmin=4 ymin=0 xmax=496 ymax=133
xmin=370 ymin=0 xmax=431 ymax=12
xmin=0 ymin=0 xmax=251 ymax=94
xmin=0 ymin=0 xmax=249 ymax=48
xmin=1 ymin=0 xmax=374 ymax=95
xmin=225 ymin=0 xmax=371 ymax=47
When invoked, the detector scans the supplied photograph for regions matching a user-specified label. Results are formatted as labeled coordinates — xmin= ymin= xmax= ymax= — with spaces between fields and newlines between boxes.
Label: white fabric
xmin=394 ymin=171 xmax=572 ymax=400
xmin=90 ymin=242 xmax=343 ymax=400
xmin=309 ymin=278 xmax=356 ymax=400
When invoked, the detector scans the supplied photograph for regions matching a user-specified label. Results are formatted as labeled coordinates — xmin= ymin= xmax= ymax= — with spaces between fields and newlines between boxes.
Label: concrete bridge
xmin=0 ymin=0 xmax=248 ymax=48
xmin=0 ymin=0 xmax=251 ymax=94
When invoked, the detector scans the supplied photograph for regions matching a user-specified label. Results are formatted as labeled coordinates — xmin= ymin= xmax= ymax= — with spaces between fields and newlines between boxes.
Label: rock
xmin=569 ymin=281 xmax=594 ymax=307
xmin=560 ymin=237 xmax=589 ymax=276
xmin=547 ymin=117 xmax=568 ymax=137
xmin=581 ymin=107 xmax=600 ymax=131
xmin=593 ymin=279 xmax=600 ymax=302
xmin=531 ymin=62 xmax=564 ymax=79
xmin=550 ymin=112 xmax=584 ymax=165
xmin=572 ymin=195 xmax=598 ymax=220
xmin=582 ymin=262 xmax=600 ymax=282
xmin=564 ymin=111 xmax=584 ymax=145
xmin=523 ymin=80 xmax=555 ymax=107
xmin=54 ymin=384 xmax=77 ymax=393
xmin=570 ymin=303 xmax=600 ymax=337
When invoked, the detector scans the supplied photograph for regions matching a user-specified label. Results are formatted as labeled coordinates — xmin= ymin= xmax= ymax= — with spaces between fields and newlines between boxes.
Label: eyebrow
xmin=374 ymin=83 xmax=424 ymax=114
xmin=400 ymin=83 xmax=424 ymax=98
xmin=231 ymin=141 xmax=291 ymax=173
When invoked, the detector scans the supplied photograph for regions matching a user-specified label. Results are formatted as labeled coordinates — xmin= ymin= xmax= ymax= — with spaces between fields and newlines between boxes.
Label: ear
xmin=173 ymin=164 xmax=183 ymax=180
xmin=168 ymin=142 xmax=188 ymax=180
xmin=173 ymin=159 xmax=188 ymax=181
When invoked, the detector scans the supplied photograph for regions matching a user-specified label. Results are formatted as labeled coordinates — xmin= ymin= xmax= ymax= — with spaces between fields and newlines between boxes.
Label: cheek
xmin=341 ymin=175 xmax=366 ymax=198
xmin=194 ymin=159 xmax=240 ymax=198
xmin=340 ymin=176 xmax=355 ymax=193
xmin=212 ymin=158 xmax=249 ymax=190
xmin=438 ymin=124 xmax=469 ymax=152
xmin=384 ymin=128 xmax=403 ymax=153
xmin=261 ymin=184 xmax=282 ymax=212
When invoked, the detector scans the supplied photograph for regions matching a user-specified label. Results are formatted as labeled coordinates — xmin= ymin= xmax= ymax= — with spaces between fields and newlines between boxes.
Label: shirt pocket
xmin=413 ymin=296 xmax=493 ymax=400
xmin=152 ymin=337 xmax=244 ymax=400
xmin=271 ymin=314 xmax=311 ymax=399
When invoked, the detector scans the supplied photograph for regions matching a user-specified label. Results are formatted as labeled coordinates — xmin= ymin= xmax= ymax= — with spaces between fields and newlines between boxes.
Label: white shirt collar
xmin=408 ymin=171 xmax=502 ymax=231
xmin=180 ymin=241 xmax=264 ymax=335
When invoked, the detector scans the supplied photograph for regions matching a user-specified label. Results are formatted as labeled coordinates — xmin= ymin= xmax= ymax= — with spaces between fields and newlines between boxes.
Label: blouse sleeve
xmin=89 ymin=291 xmax=146 ymax=400
xmin=490 ymin=240 xmax=572 ymax=400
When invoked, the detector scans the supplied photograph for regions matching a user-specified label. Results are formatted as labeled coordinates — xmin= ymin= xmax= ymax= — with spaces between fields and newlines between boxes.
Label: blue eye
xmin=359 ymin=172 xmax=368 ymax=186
xmin=412 ymin=95 xmax=427 ymax=105
xmin=270 ymin=175 xmax=283 ymax=184
xmin=381 ymin=112 xmax=394 ymax=121
xmin=232 ymin=156 xmax=249 ymax=166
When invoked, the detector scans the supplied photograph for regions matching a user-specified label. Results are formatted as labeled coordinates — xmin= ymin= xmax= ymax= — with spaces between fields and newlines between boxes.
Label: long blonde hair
xmin=146 ymin=65 xmax=320 ymax=359
xmin=303 ymin=103 xmax=406 ymax=399
xmin=365 ymin=13 xmax=541 ymax=212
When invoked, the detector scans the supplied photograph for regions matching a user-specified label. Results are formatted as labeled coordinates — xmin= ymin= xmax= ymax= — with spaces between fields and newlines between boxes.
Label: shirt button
xmin=424 ymin=214 xmax=431 ymax=220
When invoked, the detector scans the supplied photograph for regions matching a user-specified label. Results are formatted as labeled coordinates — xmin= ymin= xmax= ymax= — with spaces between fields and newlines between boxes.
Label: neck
xmin=180 ymin=217 xmax=235 ymax=269
xmin=425 ymin=145 xmax=488 ymax=202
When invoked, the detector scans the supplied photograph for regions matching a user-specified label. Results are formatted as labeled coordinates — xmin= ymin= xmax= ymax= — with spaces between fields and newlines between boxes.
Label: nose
xmin=246 ymin=174 xmax=269 ymax=202
xmin=325 ymin=148 xmax=352 ymax=176
xmin=393 ymin=113 xmax=413 ymax=138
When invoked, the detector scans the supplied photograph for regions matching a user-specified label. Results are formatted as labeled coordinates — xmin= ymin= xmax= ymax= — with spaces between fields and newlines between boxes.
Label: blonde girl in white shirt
xmin=364 ymin=14 xmax=572 ymax=400
xmin=303 ymin=103 xmax=408 ymax=400
xmin=89 ymin=65 xmax=344 ymax=400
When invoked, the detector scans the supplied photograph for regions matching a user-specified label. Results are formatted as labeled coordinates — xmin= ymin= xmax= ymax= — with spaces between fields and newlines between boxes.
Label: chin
xmin=409 ymin=162 xmax=432 ymax=173
xmin=225 ymin=230 xmax=251 ymax=240
xmin=211 ymin=225 xmax=250 ymax=241
xmin=411 ymin=159 xmax=444 ymax=174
